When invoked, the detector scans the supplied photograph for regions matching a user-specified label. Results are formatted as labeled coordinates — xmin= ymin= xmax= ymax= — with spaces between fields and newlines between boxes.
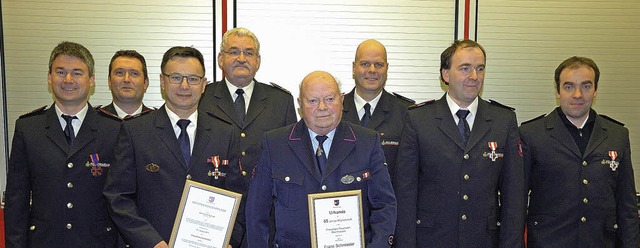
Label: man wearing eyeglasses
xmin=101 ymin=50 xmax=153 ymax=120
xmin=104 ymin=46 xmax=242 ymax=248
xmin=200 ymin=27 xmax=297 ymax=190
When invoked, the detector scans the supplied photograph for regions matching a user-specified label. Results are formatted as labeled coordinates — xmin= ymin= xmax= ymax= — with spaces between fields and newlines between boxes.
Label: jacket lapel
xmin=288 ymin=121 xmax=322 ymax=181
xmin=366 ymin=91 xmax=390 ymax=129
xmin=435 ymin=95 xmax=466 ymax=149
xmin=466 ymin=99 xmax=492 ymax=152
xmin=583 ymin=115 xmax=607 ymax=158
xmin=68 ymin=104 xmax=98 ymax=157
xmin=212 ymin=81 xmax=243 ymax=127
xmin=188 ymin=111 xmax=214 ymax=171
xmin=342 ymin=90 xmax=360 ymax=124
xmin=44 ymin=106 xmax=69 ymax=153
xmin=244 ymin=80 xmax=267 ymax=128
xmin=546 ymin=111 xmax=581 ymax=158
xmin=155 ymin=106 xmax=188 ymax=168
xmin=323 ymin=122 xmax=356 ymax=179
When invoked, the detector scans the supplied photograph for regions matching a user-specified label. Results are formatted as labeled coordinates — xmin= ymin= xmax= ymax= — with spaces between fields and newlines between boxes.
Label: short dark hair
xmin=439 ymin=40 xmax=486 ymax=84
xmin=554 ymin=56 xmax=600 ymax=93
xmin=109 ymin=50 xmax=148 ymax=80
xmin=161 ymin=46 xmax=205 ymax=74
xmin=48 ymin=41 xmax=95 ymax=75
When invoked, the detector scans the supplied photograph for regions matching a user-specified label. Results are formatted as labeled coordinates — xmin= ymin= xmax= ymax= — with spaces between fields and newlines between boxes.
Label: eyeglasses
xmin=162 ymin=73 xmax=204 ymax=85
xmin=222 ymin=49 xmax=258 ymax=58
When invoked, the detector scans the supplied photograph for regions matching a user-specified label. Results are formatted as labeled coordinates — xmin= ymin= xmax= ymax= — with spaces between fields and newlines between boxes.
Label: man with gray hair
xmin=246 ymin=70 xmax=397 ymax=247
xmin=5 ymin=41 xmax=121 ymax=247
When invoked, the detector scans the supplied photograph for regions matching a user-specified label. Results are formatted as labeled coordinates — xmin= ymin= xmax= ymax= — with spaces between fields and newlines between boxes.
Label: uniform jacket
xmin=342 ymin=89 xmax=412 ymax=186
xmin=520 ymin=108 xmax=639 ymax=248
xmin=100 ymin=103 xmax=153 ymax=120
xmin=246 ymin=120 xmax=397 ymax=248
xmin=395 ymin=94 xmax=525 ymax=248
xmin=103 ymin=106 xmax=242 ymax=248
xmin=5 ymin=103 xmax=120 ymax=248
xmin=199 ymin=80 xmax=297 ymax=187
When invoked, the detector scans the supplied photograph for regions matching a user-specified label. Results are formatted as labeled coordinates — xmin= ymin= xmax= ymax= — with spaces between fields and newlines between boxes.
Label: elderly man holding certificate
xmin=246 ymin=70 xmax=397 ymax=247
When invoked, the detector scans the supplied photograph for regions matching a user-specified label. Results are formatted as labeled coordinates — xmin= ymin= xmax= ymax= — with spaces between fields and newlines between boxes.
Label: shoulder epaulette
xmin=599 ymin=114 xmax=625 ymax=126
xmin=521 ymin=114 xmax=546 ymax=125
xmin=392 ymin=92 xmax=416 ymax=104
xmin=123 ymin=109 xmax=154 ymax=121
xmin=19 ymin=105 xmax=47 ymax=119
xmin=488 ymin=99 xmax=515 ymax=111
xmin=270 ymin=82 xmax=292 ymax=95
xmin=97 ymin=108 xmax=123 ymax=122
xmin=408 ymin=99 xmax=435 ymax=110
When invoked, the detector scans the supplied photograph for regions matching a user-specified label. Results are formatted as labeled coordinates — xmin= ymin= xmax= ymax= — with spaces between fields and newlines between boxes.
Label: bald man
xmin=246 ymin=71 xmax=397 ymax=247
xmin=342 ymin=39 xmax=414 ymax=185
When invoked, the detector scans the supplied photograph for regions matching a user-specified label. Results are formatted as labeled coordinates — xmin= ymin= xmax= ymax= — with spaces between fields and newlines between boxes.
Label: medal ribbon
xmin=609 ymin=151 xmax=618 ymax=161
xmin=488 ymin=142 xmax=498 ymax=151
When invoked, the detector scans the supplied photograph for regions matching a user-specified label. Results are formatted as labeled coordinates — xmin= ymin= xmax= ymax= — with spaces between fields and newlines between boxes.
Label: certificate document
xmin=308 ymin=190 xmax=365 ymax=248
xmin=169 ymin=180 xmax=242 ymax=248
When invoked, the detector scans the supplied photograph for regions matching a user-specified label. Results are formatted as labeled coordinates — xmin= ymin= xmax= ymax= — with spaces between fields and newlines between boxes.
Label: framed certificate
xmin=308 ymin=190 xmax=365 ymax=248
xmin=169 ymin=180 xmax=242 ymax=248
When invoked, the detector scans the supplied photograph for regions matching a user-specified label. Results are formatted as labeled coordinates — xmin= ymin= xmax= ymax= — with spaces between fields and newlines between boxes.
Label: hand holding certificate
xmin=308 ymin=190 xmax=365 ymax=248
xmin=169 ymin=180 xmax=242 ymax=248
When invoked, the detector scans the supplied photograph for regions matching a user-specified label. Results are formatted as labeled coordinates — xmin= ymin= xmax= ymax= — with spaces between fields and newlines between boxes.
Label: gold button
xmin=241 ymin=133 xmax=246 ymax=138
xmin=67 ymin=202 xmax=73 ymax=208
xmin=497 ymin=221 xmax=501 ymax=226
xmin=67 ymin=162 xmax=73 ymax=168
xmin=461 ymin=215 xmax=467 ymax=220
xmin=582 ymin=179 xmax=588 ymax=185
xmin=614 ymin=224 xmax=619 ymax=229
xmin=30 ymin=225 xmax=35 ymax=231
xmin=416 ymin=219 xmax=421 ymax=225
xmin=242 ymin=171 xmax=247 ymax=176
xmin=582 ymin=161 xmax=587 ymax=166
xmin=285 ymin=176 xmax=290 ymax=182
xmin=463 ymin=174 xmax=470 ymax=180
xmin=241 ymin=151 xmax=246 ymax=156
xmin=583 ymin=198 xmax=588 ymax=203
xmin=581 ymin=217 xmax=587 ymax=222
xmin=66 ymin=223 xmax=72 ymax=229
xmin=463 ymin=195 xmax=469 ymax=200
xmin=356 ymin=177 xmax=362 ymax=182
xmin=186 ymin=174 xmax=192 ymax=180
xmin=67 ymin=182 xmax=73 ymax=188
xmin=322 ymin=185 xmax=327 ymax=191
xmin=463 ymin=154 xmax=469 ymax=160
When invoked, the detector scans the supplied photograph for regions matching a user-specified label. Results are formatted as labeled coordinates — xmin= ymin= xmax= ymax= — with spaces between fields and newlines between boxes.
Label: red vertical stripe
xmin=221 ymin=0 xmax=228 ymax=35
xmin=464 ymin=0 xmax=470 ymax=39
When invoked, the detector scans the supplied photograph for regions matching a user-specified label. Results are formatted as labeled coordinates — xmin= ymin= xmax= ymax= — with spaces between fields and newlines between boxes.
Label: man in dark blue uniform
xmin=5 ymin=41 xmax=120 ymax=247
xmin=103 ymin=47 xmax=241 ymax=248
xmin=102 ymin=50 xmax=153 ymax=119
xmin=342 ymin=39 xmax=413 ymax=185
xmin=520 ymin=56 xmax=639 ymax=247
xmin=246 ymin=71 xmax=397 ymax=247
xmin=395 ymin=40 xmax=525 ymax=247
xmin=199 ymin=27 xmax=296 ymax=186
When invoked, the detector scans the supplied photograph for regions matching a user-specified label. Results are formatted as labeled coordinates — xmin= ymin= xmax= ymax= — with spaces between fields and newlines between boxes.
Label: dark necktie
xmin=361 ymin=103 xmax=371 ymax=126
xmin=315 ymin=135 xmax=328 ymax=174
xmin=235 ymin=89 xmax=246 ymax=125
xmin=456 ymin=109 xmax=471 ymax=145
xmin=61 ymin=114 xmax=77 ymax=145
xmin=177 ymin=119 xmax=191 ymax=167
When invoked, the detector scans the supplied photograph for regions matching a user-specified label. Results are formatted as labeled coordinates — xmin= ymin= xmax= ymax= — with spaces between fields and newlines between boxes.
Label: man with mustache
xmin=199 ymin=29 xmax=297 ymax=245
xmin=520 ymin=56 xmax=639 ymax=247
xmin=102 ymin=50 xmax=153 ymax=119
xmin=395 ymin=40 xmax=526 ymax=247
